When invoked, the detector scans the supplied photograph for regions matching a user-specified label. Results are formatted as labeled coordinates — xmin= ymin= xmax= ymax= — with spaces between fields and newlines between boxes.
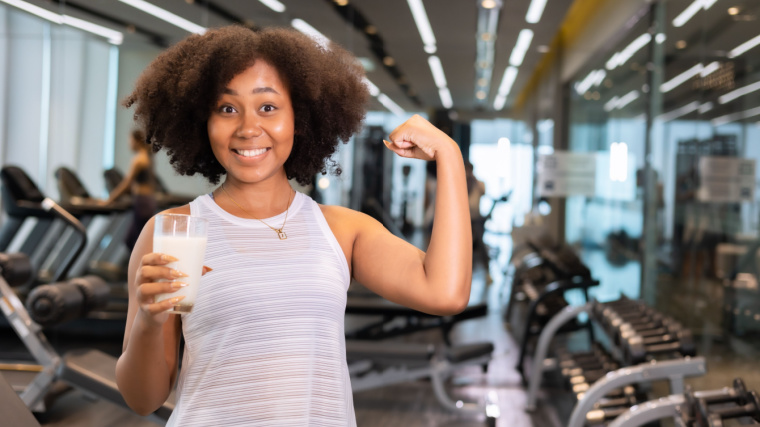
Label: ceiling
xmin=26 ymin=0 xmax=575 ymax=118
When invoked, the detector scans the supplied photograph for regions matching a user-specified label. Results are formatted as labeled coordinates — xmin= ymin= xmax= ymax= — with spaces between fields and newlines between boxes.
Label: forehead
xmin=226 ymin=60 xmax=288 ymax=92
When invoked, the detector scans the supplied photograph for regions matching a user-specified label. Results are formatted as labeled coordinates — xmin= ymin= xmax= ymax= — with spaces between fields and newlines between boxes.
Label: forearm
xmin=116 ymin=317 xmax=173 ymax=415
xmin=424 ymin=146 xmax=472 ymax=311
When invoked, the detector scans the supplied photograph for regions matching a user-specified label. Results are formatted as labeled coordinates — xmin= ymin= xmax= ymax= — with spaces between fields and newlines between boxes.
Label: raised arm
xmin=350 ymin=114 xmax=472 ymax=315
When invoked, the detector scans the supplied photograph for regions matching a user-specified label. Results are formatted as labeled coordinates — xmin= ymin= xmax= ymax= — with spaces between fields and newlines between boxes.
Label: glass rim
xmin=156 ymin=213 xmax=208 ymax=222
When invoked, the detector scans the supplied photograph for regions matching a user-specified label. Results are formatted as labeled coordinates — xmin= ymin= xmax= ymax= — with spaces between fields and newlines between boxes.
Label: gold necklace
xmin=221 ymin=184 xmax=293 ymax=240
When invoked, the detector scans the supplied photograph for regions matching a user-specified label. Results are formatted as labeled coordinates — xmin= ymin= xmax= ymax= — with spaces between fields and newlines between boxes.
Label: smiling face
xmin=208 ymin=60 xmax=295 ymax=186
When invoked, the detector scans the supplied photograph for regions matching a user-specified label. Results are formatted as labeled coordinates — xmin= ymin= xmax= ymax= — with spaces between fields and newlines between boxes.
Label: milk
xmin=154 ymin=235 xmax=208 ymax=312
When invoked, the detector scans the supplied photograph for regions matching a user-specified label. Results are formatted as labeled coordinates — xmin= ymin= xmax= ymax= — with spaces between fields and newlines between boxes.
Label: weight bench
xmin=347 ymin=339 xmax=498 ymax=421
xmin=345 ymin=295 xmax=488 ymax=345
xmin=0 ymin=372 xmax=40 ymax=427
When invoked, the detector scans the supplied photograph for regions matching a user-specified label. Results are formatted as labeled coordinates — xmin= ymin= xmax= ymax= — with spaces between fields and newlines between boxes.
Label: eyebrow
xmin=222 ymin=87 xmax=280 ymax=95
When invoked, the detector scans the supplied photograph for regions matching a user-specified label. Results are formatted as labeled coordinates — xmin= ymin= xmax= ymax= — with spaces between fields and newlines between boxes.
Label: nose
xmin=235 ymin=111 xmax=263 ymax=139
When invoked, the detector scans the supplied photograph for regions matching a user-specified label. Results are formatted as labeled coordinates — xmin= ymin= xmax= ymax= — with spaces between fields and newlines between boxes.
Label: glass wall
xmin=565 ymin=0 xmax=760 ymax=390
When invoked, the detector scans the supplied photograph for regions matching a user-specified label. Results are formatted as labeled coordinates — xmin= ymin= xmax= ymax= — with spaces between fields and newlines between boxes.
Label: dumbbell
xmin=689 ymin=378 xmax=760 ymax=426
xmin=603 ymin=309 xmax=666 ymax=338
xmin=568 ymin=365 xmax=621 ymax=394
xmin=25 ymin=275 xmax=110 ymax=326
xmin=623 ymin=327 xmax=696 ymax=364
xmin=616 ymin=317 xmax=684 ymax=345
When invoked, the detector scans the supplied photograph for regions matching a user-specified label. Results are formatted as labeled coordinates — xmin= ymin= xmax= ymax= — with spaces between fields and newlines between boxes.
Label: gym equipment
xmin=103 ymin=167 xmax=194 ymax=208
xmin=523 ymin=300 xmax=705 ymax=425
xmin=347 ymin=339 xmax=497 ymax=423
xmin=53 ymin=166 xmax=131 ymax=280
xmin=609 ymin=378 xmax=760 ymax=427
xmin=344 ymin=295 xmax=487 ymax=345
xmin=0 ymin=250 xmax=177 ymax=419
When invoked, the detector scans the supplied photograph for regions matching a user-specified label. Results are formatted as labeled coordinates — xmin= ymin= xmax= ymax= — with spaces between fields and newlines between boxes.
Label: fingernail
xmin=171 ymin=282 xmax=188 ymax=289
xmin=383 ymin=139 xmax=391 ymax=147
xmin=171 ymin=296 xmax=186 ymax=304
xmin=204 ymin=266 xmax=214 ymax=272
xmin=162 ymin=254 xmax=178 ymax=262
xmin=172 ymin=269 xmax=189 ymax=278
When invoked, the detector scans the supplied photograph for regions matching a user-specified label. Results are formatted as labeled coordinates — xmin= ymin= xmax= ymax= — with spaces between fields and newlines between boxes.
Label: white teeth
xmin=236 ymin=148 xmax=267 ymax=157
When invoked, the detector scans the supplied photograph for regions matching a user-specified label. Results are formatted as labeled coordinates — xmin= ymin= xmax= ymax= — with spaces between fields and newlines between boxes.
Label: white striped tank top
xmin=166 ymin=191 xmax=356 ymax=426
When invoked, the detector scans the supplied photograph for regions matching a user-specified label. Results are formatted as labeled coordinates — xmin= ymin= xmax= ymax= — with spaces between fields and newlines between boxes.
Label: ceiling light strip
xmin=427 ymin=55 xmax=447 ymax=88
xmin=258 ymin=0 xmax=285 ymax=13
xmin=118 ymin=0 xmax=205 ymax=34
xmin=377 ymin=93 xmax=405 ymax=117
xmin=406 ymin=0 xmax=436 ymax=54
xmin=438 ymin=87 xmax=453 ymax=109
xmin=509 ymin=29 xmax=534 ymax=67
xmin=719 ymin=80 xmax=760 ymax=104
xmin=660 ymin=63 xmax=707 ymax=93
xmin=0 ymin=0 xmax=123 ymax=44
xmin=606 ymin=33 xmax=651 ymax=70
xmin=728 ymin=35 xmax=760 ymax=58
xmin=525 ymin=0 xmax=548 ymax=24
xmin=291 ymin=19 xmax=331 ymax=49
xmin=656 ymin=101 xmax=701 ymax=122
xmin=712 ymin=106 xmax=760 ymax=126
xmin=493 ymin=66 xmax=518 ymax=110
xmin=672 ymin=0 xmax=718 ymax=28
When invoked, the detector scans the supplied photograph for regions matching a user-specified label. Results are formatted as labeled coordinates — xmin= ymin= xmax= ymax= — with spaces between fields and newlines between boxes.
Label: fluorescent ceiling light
xmin=362 ymin=78 xmax=380 ymax=97
xmin=656 ymin=101 xmax=701 ymax=122
xmin=575 ymin=69 xmax=606 ymax=95
xmin=377 ymin=93 xmax=405 ymax=117
xmin=719 ymin=80 xmax=760 ymax=104
xmin=672 ymin=0 xmax=718 ymax=28
xmin=509 ymin=29 xmax=534 ymax=67
xmin=258 ymin=0 xmax=285 ymax=13
xmin=497 ymin=66 xmax=518 ymax=96
xmin=609 ymin=142 xmax=628 ymax=182
xmin=655 ymin=33 xmax=666 ymax=44
xmin=1 ymin=0 xmax=123 ymax=44
xmin=438 ymin=87 xmax=453 ymax=109
xmin=712 ymin=106 xmax=760 ymax=126
xmin=119 ymin=0 xmax=205 ymax=34
xmin=728 ymin=35 xmax=760 ymax=58
xmin=698 ymin=102 xmax=713 ymax=113
xmin=525 ymin=0 xmax=548 ymax=24
xmin=291 ymin=19 xmax=330 ymax=49
xmin=406 ymin=0 xmax=437 ymax=54
xmin=427 ymin=55 xmax=447 ymax=88
xmin=63 ymin=15 xmax=123 ymax=44
xmin=615 ymin=90 xmax=639 ymax=109
xmin=606 ymin=33 xmax=651 ymax=70
xmin=604 ymin=91 xmax=640 ymax=112
xmin=493 ymin=94 xmax=507 ymax=111
xmin=660 ymin=62 xmax=719 ymax=93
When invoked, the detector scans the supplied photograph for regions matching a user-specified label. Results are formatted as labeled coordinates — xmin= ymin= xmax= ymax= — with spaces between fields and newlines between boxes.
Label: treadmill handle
xmin=41 ymin=198 xmax=88 ymax=281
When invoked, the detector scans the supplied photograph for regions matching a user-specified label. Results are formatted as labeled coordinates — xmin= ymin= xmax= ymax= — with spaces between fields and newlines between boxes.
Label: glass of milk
xmin=153 ymin=214 xmax=208 ymax=314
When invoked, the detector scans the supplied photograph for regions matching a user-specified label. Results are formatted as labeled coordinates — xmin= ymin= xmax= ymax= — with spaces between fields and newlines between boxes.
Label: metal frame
xmin=567 ymin=357 xmax=706 ymax=427
xmin=350 ymin=351 xmax=495 ymax=417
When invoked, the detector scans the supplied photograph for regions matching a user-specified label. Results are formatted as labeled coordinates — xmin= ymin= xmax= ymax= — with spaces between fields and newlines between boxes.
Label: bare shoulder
xmin=319 ymin=204 xmax=377 ymax=230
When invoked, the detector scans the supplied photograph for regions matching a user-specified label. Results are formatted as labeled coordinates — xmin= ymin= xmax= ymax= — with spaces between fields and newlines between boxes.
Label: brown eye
xmin=220 ymin=105 xmax=236 ymax=114
xmin=261 ymin=104 xmax=276 ymax=113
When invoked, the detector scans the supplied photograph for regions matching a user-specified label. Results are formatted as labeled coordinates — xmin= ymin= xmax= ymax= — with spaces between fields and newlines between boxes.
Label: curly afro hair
xmin=124 ymin=25 xmax=369 ymax=186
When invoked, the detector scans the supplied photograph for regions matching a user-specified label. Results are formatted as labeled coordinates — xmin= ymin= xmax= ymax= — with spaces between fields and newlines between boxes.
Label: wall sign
xmin=537 ymin=152 xmax=597 ymax=197
xmin=697 ymin=156 xmax=755 ymax=203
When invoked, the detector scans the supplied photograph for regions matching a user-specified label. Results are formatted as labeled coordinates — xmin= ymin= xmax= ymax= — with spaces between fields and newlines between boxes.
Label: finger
xmin=142 ymin=296 xmax=186 ymax=315
xmin=136 ymin=281 xmax=189 ymax=301
xmin=140 ymin=265 xmax=188 ymax=282
xmin=202 ymin=266 xmax=213 ymax=275
xmin=384 ymin=140 xmax=418 ymax=159
xmin=141 ymin=253 xmax=178 ymax=266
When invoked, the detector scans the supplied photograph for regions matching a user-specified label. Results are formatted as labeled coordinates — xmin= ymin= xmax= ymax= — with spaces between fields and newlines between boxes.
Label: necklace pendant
xmin=277 ymin=230 xmax=287 ymax=240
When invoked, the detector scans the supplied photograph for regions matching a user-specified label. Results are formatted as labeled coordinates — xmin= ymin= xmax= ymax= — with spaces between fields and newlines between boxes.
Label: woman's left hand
xmin=383 ymin=114 xmax=458 ymax=161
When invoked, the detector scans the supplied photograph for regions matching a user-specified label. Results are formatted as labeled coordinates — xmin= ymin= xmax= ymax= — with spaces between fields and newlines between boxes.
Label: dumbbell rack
xmin=523 ymin=301 xmax=707 ymax=427
xmin=610 ymin=378 xmax=760 ymax=427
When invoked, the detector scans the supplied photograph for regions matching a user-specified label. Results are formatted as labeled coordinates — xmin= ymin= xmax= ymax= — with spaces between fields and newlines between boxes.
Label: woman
xmin=105 ymin=129 xmax=157 ymax=250
xmin=115 ymin=26 xmax=472 ymax=426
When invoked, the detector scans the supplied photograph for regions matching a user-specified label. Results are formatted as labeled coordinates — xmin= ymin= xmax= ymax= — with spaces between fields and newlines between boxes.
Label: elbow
xmin=433 ymin=282 xmax=471 ymax=316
